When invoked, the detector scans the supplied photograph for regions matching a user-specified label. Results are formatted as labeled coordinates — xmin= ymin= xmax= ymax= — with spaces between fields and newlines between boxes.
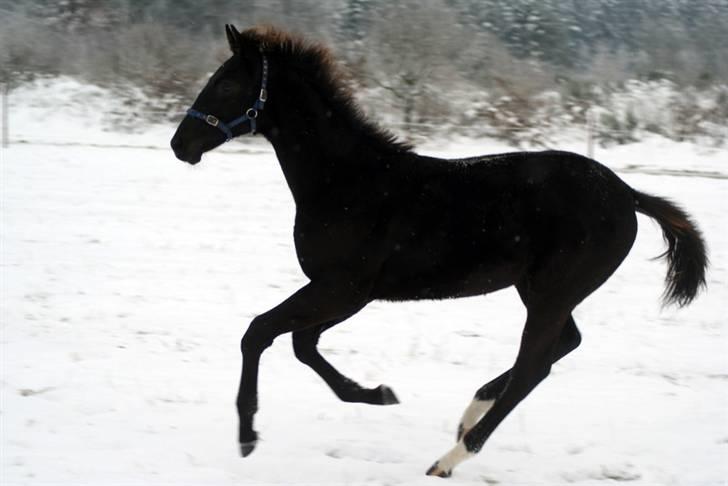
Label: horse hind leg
xmin=292 ymin=321 xmax=399 ymax=405
xmin=430 ymin=217 xmax=637 ymax=477
xmin=429 ymin=238 xmax=632 ymax=476
xmin=427 ymin=303 xmax=572 ymax=477
xmin=456 ymin=315 xmax=581 ymax=441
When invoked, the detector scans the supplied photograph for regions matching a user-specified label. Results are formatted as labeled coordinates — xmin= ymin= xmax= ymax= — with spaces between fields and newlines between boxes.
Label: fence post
xmin=1 ymin=82 xmax=8 ymax=149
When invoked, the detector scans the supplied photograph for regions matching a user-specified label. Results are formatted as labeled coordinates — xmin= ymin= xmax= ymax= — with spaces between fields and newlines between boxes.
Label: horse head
xmin=171 ymin=25 xmax=268 ymax=164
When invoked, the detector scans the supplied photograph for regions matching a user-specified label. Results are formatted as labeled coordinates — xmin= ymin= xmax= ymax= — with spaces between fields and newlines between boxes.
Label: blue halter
xmin=186 ymin=54 xmax=269 ymax=141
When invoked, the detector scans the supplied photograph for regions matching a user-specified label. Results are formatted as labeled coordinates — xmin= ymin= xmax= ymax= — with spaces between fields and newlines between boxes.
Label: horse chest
xmin=292 ymin=210 xmax=381 ymax=277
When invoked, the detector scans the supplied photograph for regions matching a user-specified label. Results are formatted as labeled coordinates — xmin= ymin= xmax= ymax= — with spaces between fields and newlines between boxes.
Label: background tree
xmin=1 ymin=0 xmax=725 ymax=143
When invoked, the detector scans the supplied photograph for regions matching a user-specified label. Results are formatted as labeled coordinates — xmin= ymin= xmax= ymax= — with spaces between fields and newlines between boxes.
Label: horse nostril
xmin=170 ymin=134 xmax=201 ymax=163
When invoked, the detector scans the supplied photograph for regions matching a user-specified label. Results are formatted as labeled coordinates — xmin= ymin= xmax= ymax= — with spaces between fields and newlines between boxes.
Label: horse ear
xmin=225 ymin=24 xmax=242 ymax=53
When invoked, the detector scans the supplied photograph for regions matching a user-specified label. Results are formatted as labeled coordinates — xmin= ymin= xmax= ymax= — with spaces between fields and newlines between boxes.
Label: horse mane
xmin=241 ymin=25 xmax=413 ymax=153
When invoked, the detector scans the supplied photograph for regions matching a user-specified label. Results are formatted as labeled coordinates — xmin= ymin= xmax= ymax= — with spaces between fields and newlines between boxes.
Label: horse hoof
xmin=426 ymin=461 xmax=452 ymax=478
xmin=240 ymin=440 xmax=257 ymax=457
xmin=377 ymin=385 xmax=400 ymax=405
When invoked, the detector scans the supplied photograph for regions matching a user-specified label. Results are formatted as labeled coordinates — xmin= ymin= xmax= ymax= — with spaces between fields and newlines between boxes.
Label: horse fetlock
xmin=462 ymin=431 xmax=484 ymax=455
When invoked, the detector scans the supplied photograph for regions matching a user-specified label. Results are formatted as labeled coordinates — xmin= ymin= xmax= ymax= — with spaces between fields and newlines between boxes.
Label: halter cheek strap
xmin=186 ymin=54 xmax=269 ymax=142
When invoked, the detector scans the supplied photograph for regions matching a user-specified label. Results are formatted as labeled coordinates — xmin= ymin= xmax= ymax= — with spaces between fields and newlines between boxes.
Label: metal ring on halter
xmin=246 ymin=108 xmax=258 ymax=119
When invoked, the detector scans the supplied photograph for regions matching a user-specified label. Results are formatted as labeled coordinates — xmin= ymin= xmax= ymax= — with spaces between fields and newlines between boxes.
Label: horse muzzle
xmin=170 ymin=133 xmax=203 ymax=165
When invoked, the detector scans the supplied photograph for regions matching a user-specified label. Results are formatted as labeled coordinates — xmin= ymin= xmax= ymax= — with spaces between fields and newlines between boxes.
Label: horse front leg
xmin=237 ymin=279 xmax=370 ymax=457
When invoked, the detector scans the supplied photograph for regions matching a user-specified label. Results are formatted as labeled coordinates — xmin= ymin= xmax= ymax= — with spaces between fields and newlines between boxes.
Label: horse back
xmin=370 ymin=150 xmax=637 ymax=301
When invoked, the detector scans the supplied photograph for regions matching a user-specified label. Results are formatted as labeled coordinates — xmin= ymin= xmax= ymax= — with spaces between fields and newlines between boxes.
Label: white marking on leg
xmin=459 ymin=398 xmax=494 ymax=433
xmin=434 ymin=441 xmax=474 ymax=474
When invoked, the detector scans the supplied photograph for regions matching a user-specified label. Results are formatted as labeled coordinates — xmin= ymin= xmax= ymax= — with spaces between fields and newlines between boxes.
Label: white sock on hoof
xmin=459 ymin=398 xmax=495 ymax=432
xmin=435 ymin=441 xmax=474 ymax=473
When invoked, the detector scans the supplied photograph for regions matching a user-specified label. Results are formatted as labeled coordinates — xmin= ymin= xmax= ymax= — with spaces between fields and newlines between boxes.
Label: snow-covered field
xmin=1 ymin=84 xmax=727 ymax=484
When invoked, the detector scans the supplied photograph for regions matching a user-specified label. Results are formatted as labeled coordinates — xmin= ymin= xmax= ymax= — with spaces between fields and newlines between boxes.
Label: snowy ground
xmin=2 ymin=86 xmax=727 ymax=485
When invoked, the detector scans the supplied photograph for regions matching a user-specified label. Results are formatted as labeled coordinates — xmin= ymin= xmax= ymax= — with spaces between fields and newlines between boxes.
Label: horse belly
xmin=371 ymin=249 xmax=524 ymax=301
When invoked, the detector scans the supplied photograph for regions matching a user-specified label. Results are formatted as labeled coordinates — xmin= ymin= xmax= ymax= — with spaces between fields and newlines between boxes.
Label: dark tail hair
xmin=633 ymin=190 xmax=708 ymax=307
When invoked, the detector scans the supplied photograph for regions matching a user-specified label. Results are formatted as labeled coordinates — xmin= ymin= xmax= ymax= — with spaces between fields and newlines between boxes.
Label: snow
xmin=1 ymin=82 xmax=727 ymax=485
xmin=6 ymin=76 xmax=172 ymax=147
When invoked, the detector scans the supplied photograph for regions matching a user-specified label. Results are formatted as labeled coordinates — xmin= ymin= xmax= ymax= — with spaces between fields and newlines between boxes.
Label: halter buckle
xmin=259 ymin=88 xmax=268 ymax=102
xmin=205 ymin=114 xmax=219 ymax=127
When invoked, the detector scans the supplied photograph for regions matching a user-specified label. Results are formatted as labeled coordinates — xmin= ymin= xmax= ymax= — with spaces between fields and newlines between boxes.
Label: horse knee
xmin=241 ymin=317 xmax=273 ymax=354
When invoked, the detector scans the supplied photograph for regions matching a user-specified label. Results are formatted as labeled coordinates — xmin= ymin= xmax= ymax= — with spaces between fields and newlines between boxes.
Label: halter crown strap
xmin=186 ymin=53 xmax=269 ymax=141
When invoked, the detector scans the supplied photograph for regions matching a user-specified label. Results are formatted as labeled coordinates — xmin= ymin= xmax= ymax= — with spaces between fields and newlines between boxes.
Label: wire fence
xmin=2 ymin=82 xmax=8 ymax=149
xmin=1 ymin=82 xmax=725 ymax=169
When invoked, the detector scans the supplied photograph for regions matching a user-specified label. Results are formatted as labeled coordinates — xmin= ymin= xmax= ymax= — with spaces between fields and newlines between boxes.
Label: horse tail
xmin=633 ymin=190 xmax=708 ymax=307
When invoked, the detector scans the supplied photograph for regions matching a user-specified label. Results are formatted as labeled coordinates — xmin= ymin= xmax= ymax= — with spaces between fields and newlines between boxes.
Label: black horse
xmin=171 ymin=25 xmax=707 ymax=477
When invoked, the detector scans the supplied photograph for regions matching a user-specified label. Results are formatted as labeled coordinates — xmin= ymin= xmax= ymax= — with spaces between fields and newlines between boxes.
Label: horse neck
xmin=262 ymin=87 xmax=395 ymax=206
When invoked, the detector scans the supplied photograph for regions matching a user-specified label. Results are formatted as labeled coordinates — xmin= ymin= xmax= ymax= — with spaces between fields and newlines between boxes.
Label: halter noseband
xmin=186 ymin=54 xmax=269 ymax=141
